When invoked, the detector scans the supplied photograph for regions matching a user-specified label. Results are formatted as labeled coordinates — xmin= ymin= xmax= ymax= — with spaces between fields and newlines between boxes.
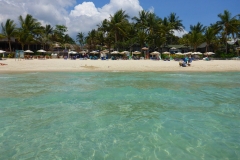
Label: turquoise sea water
xmin=0 ymin=72 xmax=239 ymax=160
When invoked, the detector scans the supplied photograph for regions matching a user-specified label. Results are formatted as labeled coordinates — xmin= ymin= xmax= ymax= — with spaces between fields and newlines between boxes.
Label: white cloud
xmin=67 ymin=0 xmax=143 ymax=38
xmin=148 ymin=6 xmax=155 ymax=13
xmin=173 ymin=30 xmax=188 ymax=37
xmin=0 ymin=0 xmax=143 ymax=39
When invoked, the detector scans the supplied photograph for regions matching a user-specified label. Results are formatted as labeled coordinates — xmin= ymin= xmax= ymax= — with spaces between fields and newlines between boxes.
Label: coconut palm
xmin=161 ymin=17 xmax=174 ymax=46
xmin=97 ymin=19 xmax=109 ymax=33
xmin=15 ymin=28 xmax=28 ymax=50
xmin=1 ymin=19 xmax=16 ymax=52
xmin=85 ymin=29 xmax=98 ymax=51
xmin=204 ymin=26 xmax=217 ymax=52
xmin=132 ymin=10 xmax=149 ymax=31
xmin=190 ymin=22 xmax=206 ymax=33
xmin=166 ymin=13 xmax=184 ymax=44
xmin=53 ymin=25 xmax=68 ymax=44
xmin=76 ymin=32 xmax=85 ymax=49
xmin=18 ymin=14 xmax=41 ymax=49
xmin=188 ymin=31 xmax=204 ymax=52
xmin=108 ymin=9 xmax=129 ymax=50
xmin=37 ymin=24 xmax=54 ymax=50
xmin=217 ymin=10 xmax=240 ymax=53
xmin=168 ymin=12 xmax=184 ymax=32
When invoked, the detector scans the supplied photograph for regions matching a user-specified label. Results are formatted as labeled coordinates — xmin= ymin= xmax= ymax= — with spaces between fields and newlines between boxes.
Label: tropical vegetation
xmin=0 ymin=10 xmax=239 ymax=57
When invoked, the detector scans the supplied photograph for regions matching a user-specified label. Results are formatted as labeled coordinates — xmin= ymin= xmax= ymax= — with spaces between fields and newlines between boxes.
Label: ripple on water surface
xmin=0 ymin=72 xmax=239 ymax=159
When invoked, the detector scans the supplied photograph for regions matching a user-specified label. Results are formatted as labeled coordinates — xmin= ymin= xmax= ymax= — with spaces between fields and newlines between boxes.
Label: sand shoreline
xmin=0 ymin=59 xmax=239 ymax=73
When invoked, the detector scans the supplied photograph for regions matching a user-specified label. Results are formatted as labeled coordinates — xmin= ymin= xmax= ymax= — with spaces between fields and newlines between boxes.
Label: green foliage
xmin=216 ymin=52 xmax=237 ymax=58
xmin=7 ymin=53 xmax=14 ymax=58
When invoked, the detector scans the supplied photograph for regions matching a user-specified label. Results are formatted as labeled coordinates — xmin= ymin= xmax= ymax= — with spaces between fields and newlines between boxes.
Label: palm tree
xmin=188 ymin=31 xmax=204 ymax=52
xmin=76 ymin=32 xmax=85 ymax=49
xmin=85 ymin=29 xmax=97 ymax=51
xmin=18 ymin=14 xmax=41 ymax=49
xmin=53 ymin=25 xmax=68 ymax=44
xmin=217 ymin=10 xmax=240 ymax=53
xmin=190 ymin=22 xmax=206 ymax=33
xmin=15 ymin=28 xmax=28 ymax=50
xmin=204 ymin=27 xmax=217 ymax=52
xmin=161 ymin=17 xmax=174 ymax=46
xmin=37 ymin=24 xmax=53 ymax=50
xmin=168 ymin=12 xmax=184 ymax=32
xmin=108 ymin=9 xmax=129 ymax=50
xmin=132 ymin=10 xmax=149 ymax=31
xmin=167 ymin=13 xmax=185 ymax=44
xmin=1 ymin=19 xmax=16 ymax=52
xmin=44 ymin=24 xmax=53 ymax=48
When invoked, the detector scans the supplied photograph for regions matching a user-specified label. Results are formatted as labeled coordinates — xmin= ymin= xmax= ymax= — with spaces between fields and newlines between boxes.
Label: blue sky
xmin=0 ymin=0 xmax=239 ymax=38
xmin=75 ymin=0 xmax=239 ymax=31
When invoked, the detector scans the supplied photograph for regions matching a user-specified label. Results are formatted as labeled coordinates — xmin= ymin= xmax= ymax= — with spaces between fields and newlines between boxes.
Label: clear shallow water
xmin=0 ymin=72 xmax=239 ymax=159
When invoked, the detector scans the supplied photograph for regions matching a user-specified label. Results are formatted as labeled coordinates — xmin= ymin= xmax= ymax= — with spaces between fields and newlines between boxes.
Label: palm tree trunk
xmin=115 ymin=32 xmax=117 ymax=50
xmin=225 ymin=32 xmax=228 ymax=54
xmin=8 ymin=40 xmax=12 ymax=52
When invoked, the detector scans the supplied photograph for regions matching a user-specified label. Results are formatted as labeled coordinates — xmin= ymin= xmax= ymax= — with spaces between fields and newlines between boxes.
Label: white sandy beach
xmin=0 ymin=59 xmax=239 ymax=73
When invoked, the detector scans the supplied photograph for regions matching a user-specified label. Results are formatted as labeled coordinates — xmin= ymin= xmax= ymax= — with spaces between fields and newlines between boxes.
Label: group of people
xmin=179 ymin=56 xmax=192 ymax=67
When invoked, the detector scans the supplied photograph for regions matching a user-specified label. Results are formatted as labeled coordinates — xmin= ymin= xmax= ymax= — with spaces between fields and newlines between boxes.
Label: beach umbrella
xmin=68 ymin=51 xmax=77 ymax=54
xmin=111 ymin=51 xmax=119 ymax=54
xmin=119 ymin=51 xmax=129 ymax=54
xmin=119 ymin=51 xmax=125 ymax=54
xmin=0 ymin=50 xmax=6 ymax=58
xmin=132 ymin=51 xmax=141 ymax=54
xmin=37 ymin=49 xmax=46 ymax=53
xmin=150 ymin=51 xmax=160 ymax=58
xmin=37 ymin=49 xmax=46 ymax=55
xmin=175 ymin=52 xmax=183 ymax=55
xmin=142 ymin=47 xmax=148 ymax=50
xmin=207 ymin=52 xmax=215 ymax=55
xmin=204 ymin=52 xmax=215 ymax=55
xmin=162 ymin=51 xmax=170 ymax=54
xmin=24 ymin=50 xmax=34 ymax=53
xmin=150 ymin=51 xmax=160 ymax=55
xmin=90 ymin=51 xmax=99 ymax=54
xmin=0 ymin=50 xmax=6 ymax=53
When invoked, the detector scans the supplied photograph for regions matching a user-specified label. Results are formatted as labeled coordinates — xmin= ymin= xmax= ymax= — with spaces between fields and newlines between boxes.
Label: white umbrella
xmin=184 ymin=52 xmax=192 ymax=55
xmin=175 ymin=52 xmax=183 ymax=55
xmin=204 ymin=52 xmax=215 ymax=55
xmin=141 ymin=47 xmax=148 ymax=50
xmin=0 ymin=50 xmax=6 ymax=58
xmin=68 ymin=51 xmax=77 ymax=54
xmin=162 ymin=51 xmax=170 ymax=54
xmin=90 ymin=51 xmax=99 ymax=54
xmin=119 ymin=51 xmax=129 ymax=54
xmin=208 ymin=52 xmax=215 ymax=55
xmin=37 ymin=49 xmax=46 ymax=53
xmin=132 ymin=51 xmax=141 ymax=54
xmin=0 ymin=50 xmax=6 ymax=53
xmin=111 ymin=51 xmax=119 ymax=54
xmin=150 ymin=51 xmax=160 ymax=55
xmin=24 ymin=50 xmax=34 ymax=53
